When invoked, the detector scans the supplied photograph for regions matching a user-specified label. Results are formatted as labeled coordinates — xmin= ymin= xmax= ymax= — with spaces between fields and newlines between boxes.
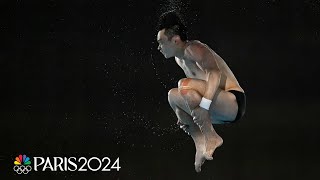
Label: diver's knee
xmin=168 ymin=88 xmax=179 ymax=108
xmin=178 ymin=78 xmax=191 ymax=88
xmin=179 ymin=88 xmax=201 ymax=103
xmin=168 ymin=88 xmax=178 ymax=100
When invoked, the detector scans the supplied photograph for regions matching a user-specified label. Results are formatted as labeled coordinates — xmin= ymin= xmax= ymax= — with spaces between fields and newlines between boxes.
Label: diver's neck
xmin=175 ymin=40 xmax=190 ymax=59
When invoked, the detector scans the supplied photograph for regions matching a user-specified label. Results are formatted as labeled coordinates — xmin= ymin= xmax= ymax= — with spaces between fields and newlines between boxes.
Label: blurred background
xmin=1 ymin=0 xmax=320 ymax=179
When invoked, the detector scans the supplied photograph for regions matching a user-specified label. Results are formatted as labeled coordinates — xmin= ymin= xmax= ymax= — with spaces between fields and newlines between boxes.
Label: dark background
xmin=1 ymin=0 xmax=320 ymax=179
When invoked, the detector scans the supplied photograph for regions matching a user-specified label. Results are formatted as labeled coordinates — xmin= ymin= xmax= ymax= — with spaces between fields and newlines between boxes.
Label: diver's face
xmin=157 ymin=29 xmax=176 ymax=59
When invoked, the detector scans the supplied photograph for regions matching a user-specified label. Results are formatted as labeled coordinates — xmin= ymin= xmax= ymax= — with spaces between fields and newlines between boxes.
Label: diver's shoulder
xmin=187 ymin=40 xmax=204 ymax=47
xmin=184 ymin=40 xmax=208 ymax=61
xmin=185 ymin=40 xmax=206 ymax=53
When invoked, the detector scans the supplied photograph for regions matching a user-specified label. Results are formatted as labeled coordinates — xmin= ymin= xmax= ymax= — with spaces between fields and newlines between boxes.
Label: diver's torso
xmin=175 ymin=41 xmax=244 ymax=93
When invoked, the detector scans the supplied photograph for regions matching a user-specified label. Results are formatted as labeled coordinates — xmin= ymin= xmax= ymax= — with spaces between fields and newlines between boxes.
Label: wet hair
xmin=157 ymin=11 xmax=188 ymax=41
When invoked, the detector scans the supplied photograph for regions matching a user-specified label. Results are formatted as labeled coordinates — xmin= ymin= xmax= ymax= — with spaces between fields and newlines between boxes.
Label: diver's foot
xmin=204 ymin=134 xmax=223 ymax=160
xmin=194 ymin=146 xmax=206 ymax=173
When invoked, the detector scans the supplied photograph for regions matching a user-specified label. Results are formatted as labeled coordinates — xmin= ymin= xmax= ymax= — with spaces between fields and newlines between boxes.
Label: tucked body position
xmin=156 ymin=11 xmax=246 ymax=172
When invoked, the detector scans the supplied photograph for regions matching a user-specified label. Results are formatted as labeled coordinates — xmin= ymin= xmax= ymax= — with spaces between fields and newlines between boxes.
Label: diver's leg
xmin=178 ymin=86 xmax=223 ymax=160
xmin=178 ymin=78 xmax=238 ymax=158
xmin=168 ymin=88 xmax=206 ymax=172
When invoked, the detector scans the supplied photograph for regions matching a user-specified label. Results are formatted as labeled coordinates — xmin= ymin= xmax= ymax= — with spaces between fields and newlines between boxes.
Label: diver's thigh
xmin=209 ymin=89 xmax=238 ymax=122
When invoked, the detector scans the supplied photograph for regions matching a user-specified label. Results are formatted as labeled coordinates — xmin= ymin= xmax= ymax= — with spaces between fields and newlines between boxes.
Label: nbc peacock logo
xmin=13 ymin=154 xmax=32 ymax=174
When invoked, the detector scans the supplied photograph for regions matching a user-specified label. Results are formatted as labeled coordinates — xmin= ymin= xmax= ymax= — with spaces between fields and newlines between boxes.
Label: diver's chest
xmin=179 ymin=60 xmax=204 ymax=77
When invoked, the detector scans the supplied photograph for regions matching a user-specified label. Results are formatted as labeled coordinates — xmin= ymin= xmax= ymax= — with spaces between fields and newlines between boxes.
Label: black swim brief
xmin=222 ymin=90 xmax=246 ymax=123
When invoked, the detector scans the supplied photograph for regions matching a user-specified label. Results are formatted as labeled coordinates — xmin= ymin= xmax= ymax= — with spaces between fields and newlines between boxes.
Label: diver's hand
xmin=191 ymin=106 xmax=210 ymax=127
xmin=177 ymin=120 xmax=189 ymax=135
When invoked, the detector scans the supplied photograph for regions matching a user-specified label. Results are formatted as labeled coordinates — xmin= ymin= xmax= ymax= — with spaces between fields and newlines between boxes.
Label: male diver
xmin=157 ymin=11 xmax=246 ymax=172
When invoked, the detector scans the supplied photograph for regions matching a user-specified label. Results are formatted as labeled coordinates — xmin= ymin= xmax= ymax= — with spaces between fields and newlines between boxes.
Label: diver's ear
xmin=172 ymin=35 xmax=180 ymax=44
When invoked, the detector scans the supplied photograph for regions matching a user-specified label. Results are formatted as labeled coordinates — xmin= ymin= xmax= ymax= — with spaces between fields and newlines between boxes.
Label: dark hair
xmin=157 ymin=11 xmax=188 ymax=41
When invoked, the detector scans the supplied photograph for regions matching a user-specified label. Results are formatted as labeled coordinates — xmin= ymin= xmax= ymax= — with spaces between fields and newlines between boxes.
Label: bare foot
xmin=191 ymin=107 xmax=223 ymax=160
xmin=178 ymin=121 xmax=211 ymax=172
xmin=180 ymin=123 xmax=207 ymax=172
xmin=204 ymin=133 xmax=223 ymax=160
xmin=194 ymin=145 xmax=206 ymax=173
xmin=198 ymin=119 xmax=223 ymax=160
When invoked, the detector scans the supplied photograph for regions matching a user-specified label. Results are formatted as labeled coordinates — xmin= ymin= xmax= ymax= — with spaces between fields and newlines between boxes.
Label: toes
xmin=194 ymin=157 xmax=205 ymax=172
xmin=194 ymin=164 xmax=201 ymax=173
xmin=205 ymin=155 xmax=213 ymax=160
xmin=204 ymin=152 xmax=213 ymax=160
xmin=195 ymin=152 xmax=206 ymax=173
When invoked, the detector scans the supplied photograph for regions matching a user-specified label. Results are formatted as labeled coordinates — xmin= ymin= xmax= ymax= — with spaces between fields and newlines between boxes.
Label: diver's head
xmin=157 ymin=11 xmax=188 ymax=59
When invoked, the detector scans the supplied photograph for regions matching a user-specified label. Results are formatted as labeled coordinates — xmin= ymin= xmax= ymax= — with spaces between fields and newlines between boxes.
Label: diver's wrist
xmin=199 ymin=97 xmax=212 ymax=110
